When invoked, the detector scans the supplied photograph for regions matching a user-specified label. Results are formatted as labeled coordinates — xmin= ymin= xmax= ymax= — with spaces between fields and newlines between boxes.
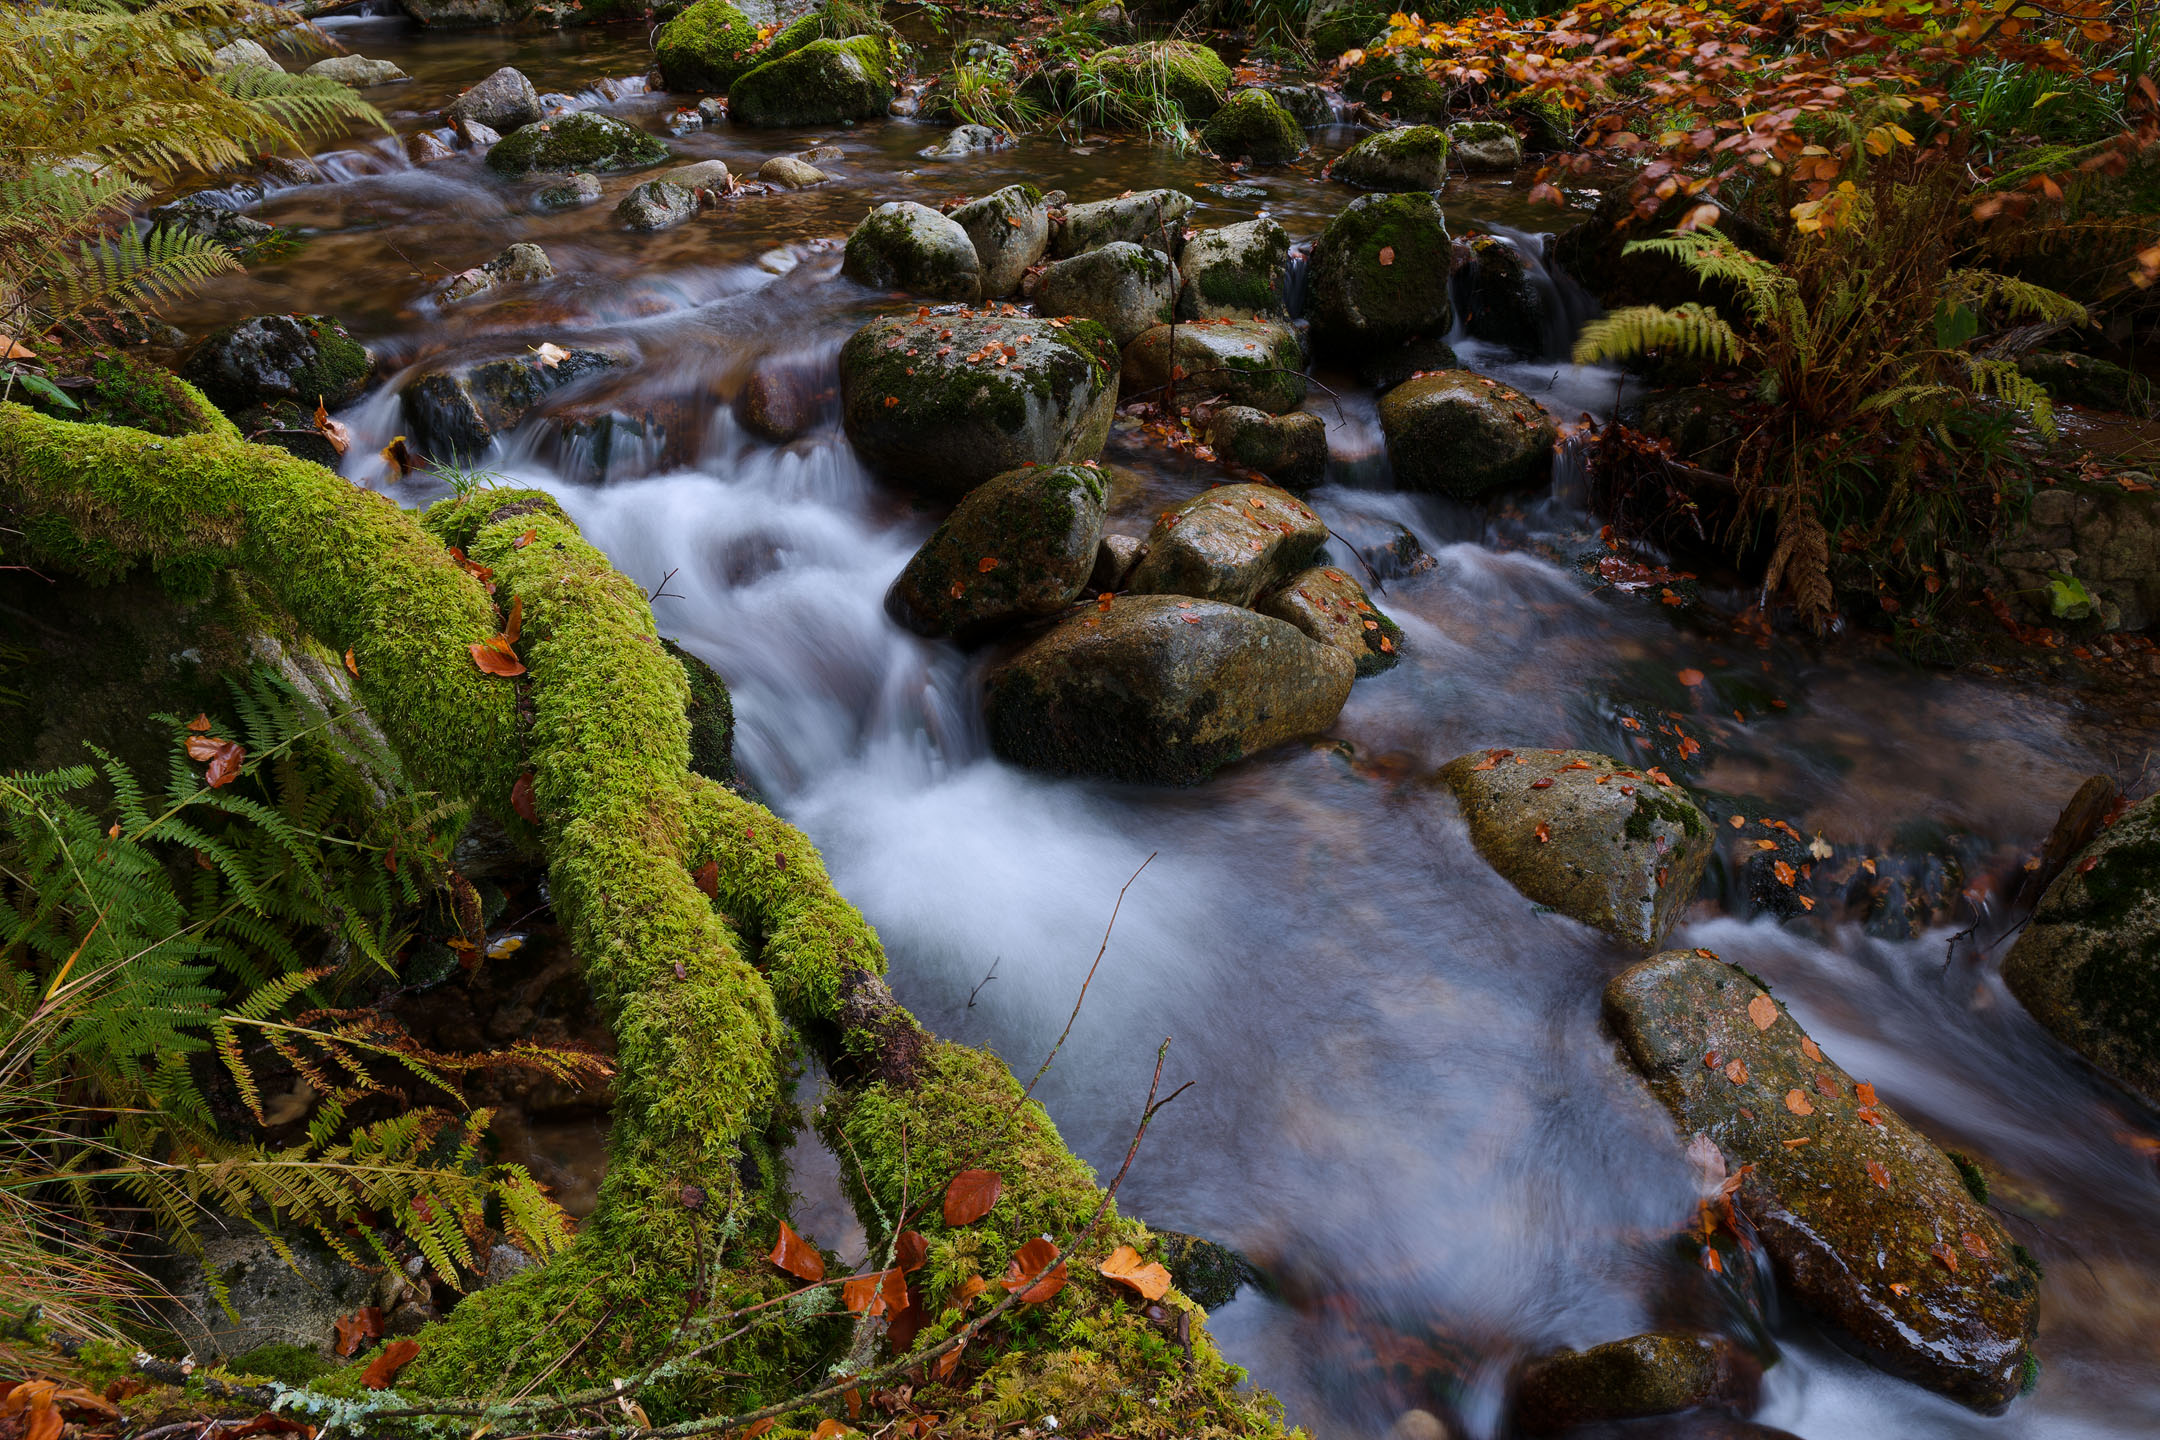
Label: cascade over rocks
xmin=1379 ymin=369 xmax=1557 ymax=496
xmin=843 ymin=202 xmax=983 ymax=301
xmin=402 ymin=348 xmax=625 ymax=460
xmin=449 ymin=66 xmax=542 ymax=134
xmin=1126 ymin=483 xmax=1327 ymax=607
xmin=888 ymin=463 xmax=1108 ymax=639
xmin=1604 ymin=950 xmax=2041 ymax=1412
xmin=1460 ymin=234 xmax=1551 ymax=355
xmin=1122 ymin=320 xmax=1306 ymax=414
xmin=1177 ymin=218 xmax=1290 ymax=320
xmin=1053 ymin=188 xmax=1194 ymax=258
xmin=950 ymin=185 xmax=1050 ymax=297
xmin=1035 ymin=242 xmax=1176 ymax=346
xmin=1309 ymin=191 xmax=1454 ymax=353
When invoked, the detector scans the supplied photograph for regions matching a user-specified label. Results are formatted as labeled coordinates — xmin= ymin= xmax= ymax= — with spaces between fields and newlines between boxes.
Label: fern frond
xmin=1966 ymin=356 xmax=2059 ymax=437
xmin=1574 ymin=302 xmax=1742 ymax=365
xmin=1942 ymin=268 xmax=2091 ymax=327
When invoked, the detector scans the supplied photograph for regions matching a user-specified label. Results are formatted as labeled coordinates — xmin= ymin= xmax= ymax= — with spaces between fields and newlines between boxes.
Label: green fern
xmin=1573 ymin=301 xmax=1744 ymax=365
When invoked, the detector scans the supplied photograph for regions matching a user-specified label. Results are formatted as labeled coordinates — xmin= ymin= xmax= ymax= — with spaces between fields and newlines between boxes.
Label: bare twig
xmin=965 ymin=956 xmax=999 ymax=1009
xmin=646 ymin=568 xmax=684 ymax=604
xmin=1018 ymin=852 xmax=1155 ymax=1105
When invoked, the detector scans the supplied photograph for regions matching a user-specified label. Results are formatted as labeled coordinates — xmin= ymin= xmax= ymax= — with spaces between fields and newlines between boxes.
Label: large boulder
xmin=403 ymin=0 xmax=525 ymax=22
xmin=1380 ymin=370 xmax=1557 ymax=496
xmin=152 ymin=1224 xmax=373 ymax=1359
xmin=1342 ymin=51 xmax=1449 ymax=122
xmin=1553 ymin=189 xmax=1779 ymax=312
xmin=401 ymin=348 xmax=624 ymax=461
xmin=1081 ymin=41 xmax=1231 ymax=121
xmin=1513 ymin=1333 xmax=1759 ymax=1435
xmin=1439 ymin=747 xmax=1710 ymax=947
xmin=1052 ymin=188 xmax=1194 ymax=259
xmin=1307 ymin=0 xmax=1391 ymax=55
xmin=1332 ymin=126 xmax=1451 ymax=192
xmin=486 ymin=112 xmax=670 ymax=176
xmin=1604 ymin=950 xmax=2042 ymax=1412
xmin=950 ymin=185 xmax=1050 ymax=298
xmin=304 ymin=55 xmax=410 ymax=87
xmin=1210 ymin=406 xmax=1327 ymax=487
xmin=888 ymin=463 xmax=1108 ymax=639
xmin=181 ymin=314 xmax=373 ymax=414
xmin=839 ymin=312 xmax=1120 ymax=495
xmin=1126 ymin=483 xmax=1327 ymax=607
xmin=616 ymin=180 xmax=700 ymax=233
xmin=449 ymin=67 xmax=542 ymax=134
xmin=1176 ymin=218 xmax=1289 ymax=320
xmin=2003 ymin=793 xmax=2160 ymax=1105
xmin=728 ymin=36 xmax=893 ymax=127
xmin=984 ymin=595 xmax=1353 ymax=785
xmin=1308 ymin=191 xmax=1454 ymax=353
xmin=655 ymin=0 xmax=762 ymax=92
xmin=1202 ymin=89 xmax=1304 ymax=163
xmin=1446 ymin=120 xmax=1522 ymax=171
xmin=1035 ymin=242 xmax=1176 ymax=346
xmin=759 ymin=155 xmax=831 ymax=188
xmin=1122 ymin=320 xmax=1305 ymax=414
xmin=1460 ymin=233 xmax=1551 ymax=356
xmin=842 ymin=202 xmax=982 ymax=301
xmin=1257 ymin=565 xmax=1400 ymax=677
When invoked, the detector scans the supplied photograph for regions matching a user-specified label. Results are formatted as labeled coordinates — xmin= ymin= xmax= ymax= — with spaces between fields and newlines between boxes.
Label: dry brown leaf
xmin=361 ymin=1338 xmax=420 ymax=1389
xmin=1723 ymin=1058 xmax=1748 ymax=1085
xmin=1097 ymin=1244 xmax=1171 ymax=1301
xmin=1000 ymin=1236 xmax=1066 ymax=1303
xmin=943 ymin=1169 xmax=1001 ymax=1226
xmin=1747 ymin=994 xmax=1778 ymax=1030
xmin=1784 ymin=1089 xmax=1815 ymax=1116
xmin=470 ymin=639 xmax=526 ymax=677
xmin=894 ymin=1229 xmax=928 ymax=1273
xmin=770 ymin=1220 xmax=826 ymax=1283
xmin=1800 ymin=1035 xmax=1824 ymax=1063
xmin=511 ymin=771 xmax=539 ymax=824
xmin=1855 ymin=1081 xmax=1879 ymax=1107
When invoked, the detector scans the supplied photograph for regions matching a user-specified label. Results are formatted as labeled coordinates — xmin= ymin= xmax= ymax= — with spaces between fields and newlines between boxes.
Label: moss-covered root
xmin=0 ymin=397 xmax=518 ymax=812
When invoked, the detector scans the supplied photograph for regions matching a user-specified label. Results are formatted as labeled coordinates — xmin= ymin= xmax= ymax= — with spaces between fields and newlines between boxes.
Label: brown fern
xmin=1763 ymin=498 xmax=1835 ymax=630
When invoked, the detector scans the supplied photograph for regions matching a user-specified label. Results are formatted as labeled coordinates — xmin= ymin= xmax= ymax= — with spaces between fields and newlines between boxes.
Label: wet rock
xmin=729 ymin=36 xmax=893 ymax=127
xmin=1309 ymin=191 xmax=1453 ymax=353
xmin=181 ymin=314 xmax=373 ymax=414
xmin=1090 ymin=533 xmax=1145 ymax=591
xmin=1122 ymin=320 xmax=1306 ymax=414
xmin=1081 ymin=40 xmax=1231 ymax=121
xmin=535 ymin=171 xmax=604 ymax=210
xmin=401 ymin=348 xmax=624 ymax=462
xmin=211 ymin=39 xmax=281 ymax=73
xmin=655 ymin=0 xmax=763 ymax=92
xmin=304 ymin=55 xmax=410 ymax=88
xmin=1153 ymin=1230 xmax=1253 ymax=1310
xmin=1637 ymin=385 xmax=1749 ymax=475
xmin=842 ymin=201 xmax=982 ymax=301
xmin=1307 ymin=0 xmax=1392 ymax=55
xmin=1380 ymin=369 xmax=1556 ymax=497
xmin=697 ymin=96 xmax=729 ymax=126
xmin=1514 ymin=1333 xmax=1759 ymax=1434
xmin=737 ymin=363 xmax=815 ymax=442
xmin=260 ymin=155 xmax=324 ymax=187
xmin=1439 ymin=747 xmax=1710 ymax=946
xmin=839 ymin=312 xmax=1120 ymax=495
xmin=441 ymin=242 xmax=554 ymax=305
xmin=1603 ymin=950 xmax=2041 ymax=1411
xmin=920 ymin=124 xmax=1012 ymax=158
xmin=2003 ymin=792 xmax=2160 ymax=1106
xmin=1126 ymin=483 xmax=1327 ymax=607
xmin=405 ymin=129 xmax=456 ymax=166
xmin=951 ymin=184 xmax=1050 ymax=298
xmin=661 ymin=159 xmax=733 ymax=195
xmin=1553 ymin=189 xmax=1779 ymax=312
xmin=1035 ymin=242 xmax=1175 ymax=346
xmin=1461 ymin=233 xmax=1551 ymax=355
xmin=1384 ymin=1411 xmax=1450 ymax=1440
xmin=151 ymin=1222 xmax=373 ymax=1358
xmin=1447 ymin=120 xmax=1522 ymax=172
xmin=662 ymin=637 xmax=735 ymax=785
xmin=666 ymin=106 xmax=705 ymax=137
xmin=1979 ymin=479 xmax=2160 ymax=633
xmin=2021 ymin=350 xmax=2152 ymax=415
xmin=1052 ymin=188 xmax=1194 ymax=258
xmin=1333 ymin=125 xmax=1450 ymax=192
xmin=487 ymin=112 xmax=670 ymax=176
xmin=759 ymin=155 xmax=830 ymax=187
xmin=146 ymin=195 xmax=275 ymax=256
xmin=1177 ymin=217 xmax=1290 ymax=320
xmin=1210 ymin=406 xmax=1327 ymax=487
xmin=1263 ymin=82 xmax=1332 ymax=128
xmin=616 ymin=179 xmax=699 ymax=232
xmin=1358 ymin=335 xmax=1460 ymax=394
xmin=1202 ymin=88 xmax=1305 ymax=163
xmin=1342 ymin=51 xmax=1449 ymax=122
xmin=454 ymin=114 xmax=501 ymax=149
xmin=984 ymin=594 xmax=1353 ymax=785
xmin=405 ymin=0 xmax=525 ymax=21
xmin=1258 ymin=565 xmax=1399 ymax=676
xmin=450 ymin=66 xmax=542 ymax=134
xmin=888 ymin=463 xmax=1108 ymax=639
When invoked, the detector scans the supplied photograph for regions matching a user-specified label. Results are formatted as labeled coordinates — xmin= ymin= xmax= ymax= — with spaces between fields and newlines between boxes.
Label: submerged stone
xmin=1513 ymin=1332 xmax=1760 ymax=1434
xmin=1126 ymin=482 xmax=1327 ymax=607
xmin=888 ymin=463 xmax=1108 ymax=639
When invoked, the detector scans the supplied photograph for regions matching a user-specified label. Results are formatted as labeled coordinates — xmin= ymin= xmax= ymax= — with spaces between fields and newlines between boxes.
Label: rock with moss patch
xmin=660 ymin=159 xmax=733 ymax=194
xmin=1513 ymin=1333 xmax=1760 ymax=1434
xmin=1342 ymin=51 xmax=1449 ymax=121
xmin=616 ymin=180 xmax=701 ymax=232
xmin=662 ymin=637 xmax=735 ymax=785
xmin=1306 ymin=0 xmax=1392 ymax=55
xmin=2003 ymin=792 xmax=2160 ymax=1106
xmin=1257 ymin=565 xmax=1399 ymax=676
xmin=487 ymin=112 xmax=670 ymax=176
xmin=1036 ymin=242 xmax=1176 ymax=346
xmin=1082 ymin=40 xmax=1231 ymax=121
xmin=1333 ymin=126 xmax=1451 ymax=192
xmin=1460 ymin=233 xmax=1551 ymax=355
xmin=888 ymin=463 xmax=1108 ymax=639
xmin=1440 ymin=747 xmax=1709 ymax=946
xmin=1605 ymin=950 xmax=2041 ymax=1412
xmin=181 ymin=314 xmax=373 ymax=415
xmin=759 ymin=155 xmax=831 ymax=187
xmin=535 ymin=172 xmax=603 ymax=210
xmin=441 ymin=242 xmax=554 ymax=304
xmin=1177 ymin=217 xmax=1289 ymax=320
xmin=146 ymin=195 xmax=276 ymax=257
xmin=1210 ymin=406 xmax=1327 ymax=487
xmin=1153 ymin=1230 xmax=1253 ymax=1310
xmin=1309 ymin=191 xmax=1453 ymax=353
xmin=1203 ymin=89 xmax=1305 ymax=163
xmin=1052 ymin=188 xmax=1194 ymax=258
xmin=1263 ymin=83 xmax=1332 ymax=128
xmin=151 ymin=1222 xmax=374 ymax=1358
xmin=984 ymin=594 xmax=1353 ymax=784
xmin=839 ymin=312 xmax=1119 ymax=495
xmin=655 ymin=0 xmax=763 ymax=92
xmin=2020 ymin=350 xmax=2152 ymax=416
xmin=1446 ymin=120 xmax=1521 ymax=172
xmin=1126 ymin=483 xmax=1326 ymax=606
xmin=402 ymin=348 xmax=625 ymax=461
xmin=1123 ymin=320 xmax=1305 ymax=415
xmin=728 ymin=35 xmax=893 ymax=127
xmin=842 ymin=202 xmax=982 ymax=302
xmin=450 ymin=66 xmax=542 ymax=134
xmin=304 ymin=55 xmax=411 ymax=87
xmin=1380 ymin=369 xmax=1555 ymax=496
xmin=404 ymin=0 xmax=527 ymax=22
xmin=950 ymin=185 xmax=1049 ymax=298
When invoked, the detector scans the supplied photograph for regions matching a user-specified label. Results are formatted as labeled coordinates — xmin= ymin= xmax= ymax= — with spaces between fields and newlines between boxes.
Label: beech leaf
xmin=1747 ymin=994 xmax=1778 ymax=1030
xmin=770 ymin=1220 xmax=825 ymax=1283
xmin=1097 ymin=1244 xmax=1171 ymax=1301
xmin=943 ymin=1168 xmax=1002 ymax=1226
xmin=1000 ymin=1236 xmax=1066 ymax=1303
xmin=361 ymin=1338 xmax=420 ymax=1389
xmin=470 ymin=640 xmax=526 ymax=677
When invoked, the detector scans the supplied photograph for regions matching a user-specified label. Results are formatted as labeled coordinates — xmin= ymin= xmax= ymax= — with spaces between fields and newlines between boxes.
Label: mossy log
xmin=0 ymin=399 xmax=1292 ymax=1439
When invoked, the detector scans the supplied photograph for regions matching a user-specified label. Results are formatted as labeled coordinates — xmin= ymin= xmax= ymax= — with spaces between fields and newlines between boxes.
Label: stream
xmin=165 ymin=16 xmax=2160 ymax=1438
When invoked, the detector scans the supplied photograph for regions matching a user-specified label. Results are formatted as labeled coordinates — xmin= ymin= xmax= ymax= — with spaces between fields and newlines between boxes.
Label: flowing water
xmin=163 ymin=18 xmax=2160 ymax=1437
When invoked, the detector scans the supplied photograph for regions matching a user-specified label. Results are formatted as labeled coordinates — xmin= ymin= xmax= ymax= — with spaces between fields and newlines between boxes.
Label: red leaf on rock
xmin=770 ymin=1220 xmax=826 ymax=1283
xmin=1929 ymin=1242 xmax=1959 ymax=1273
xmin=1855 ymin=1081 xmax=1878 ymax=1107
xmin=943 ymin=1169 xmax=1001 ymax=1226
xmin=361 ymin=1338 xmax=419 ymax=1389
xmin=333 ymin=1306 xmax=385 ymax=1356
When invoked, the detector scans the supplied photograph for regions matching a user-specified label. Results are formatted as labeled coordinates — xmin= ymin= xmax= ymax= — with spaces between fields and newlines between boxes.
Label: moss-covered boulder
xmin=839 ymin=312 xmax=1120 ymax=495
xmin=401 ymin=348 xmax=624 ymax=461
xmin=449 ymin=66 xmax=542 ymax=134
xmin=1333 ymin=126 xmax=1450 ymax=192
xmin=486 ymin=112 xmax=670 ymax=176
xmin=1605 ymin=950 xmax=2041 ymax=1412
xmin=1342 ymin=51 xmax=1449 ymax=121
xmin=1380 ymin=369 xmax=1556 ymax=496
xmin=728 ymin=35 xmax=893 ymax=127
xmin=2020 ymin=350 xmax=2152 ymax=415
xmin=441 ymin=241 xmax=554 ymax=305
xmin=984 ymin=594 xmax=1353 ymax=784
xmin=654 ymin=0 xmax=762 ymax=92
xmin=1052 ymin=188 xmax=1195 ymax=258
xmin=1122 ymin=320 xmax=1306 ymax=414
xmin=1210 ymin=405 xmax=1327 ymax=487
xmin=1126 ymin=483 xmax=1326 ymax=607
xmin=180 ymin=313 xmax=373 ymax=415
xmin=1513 ymin=1333 xmax=1759 ymax=1434
xmin=1036 ymin=242 xmax=1176 ymax=346
xmin=1082 ymin=40 xmax=1231 ymax=121
xmin=887 ymin=463 xmax=1108 ymax=639
xmin=1439 ymin=747 xmax=1709 ymax=946
xmin=1202 ymin=89 xmax=1304 ymax=163
xmin=1177 ymin=217 xmax=1289 ymax=320
xmin=615 ymin=179 xmax=699 ymax=232
xmin=1447 ymin=119 xmax=1522 ymax=171
xmin=949 ymin=184 xmax=1049 ymax=298
xmin=2003 ymin=793 xmax=2160 ymax=1106
xmin=1256 ymin=565 xmax=1399 ymax=677
xmin=1460 ymin=233 xmax=1551 ymax=356
xmin=842 ymin=202 xmax=982 ymax=301
xmin=1309 ymin=191 xmax=1454 ymax=352
xmin=1306 ymin=0 xmax=1391 ymax=55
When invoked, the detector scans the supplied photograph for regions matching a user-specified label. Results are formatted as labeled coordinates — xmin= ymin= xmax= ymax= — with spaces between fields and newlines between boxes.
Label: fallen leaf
xmin=188 ymin=713 xmax=212 ymax=733
xmin=191 ymin=736 xmax=246 ymax=788
xmin=333 ymin=1306 xmax=385 ymax=1357
xmin=511 ymin=771 xmax=539 ymax=824
xmin=770 ymin=1220 xmax=826 ymax=1283
xmin=843 ymin=1267 xmax=906 ymax=1317
xmin=694 ymin=859 xmax=718 ymax=898
xmin=934 ymin=1342 xmax=966 ymax=1379
xmin=1677 ymin=668 xmax=1705 ymax=686
xmin=1784 ymin=1089 xmax=1815 ymax=1116
xmin=1781 ymin=1136 xmax=1812 ymax=1148
xmin=361 ymin=1338 xmax=420 ymax=1389
xmin=516 ymin=527 xmax=538 ymax=548
xmin=894 ymin=1229 xmax=928 ymax=1272
xmin=813 ymin=1421 xmax=852 ymax=1440
xmin=504 ymin=594 xmax=523 ymax=645
xmin=1001 ymin=1236 xmax=1066 ymax=1303
xmin=1856 ymin=1105 xmax=1884 ymax=1127
xmin=1377 ymin=246 xmax=1396 ymax=266
xmin=1534 ymin=821 xmax=1551 ymax=844
xmin=532 ymin=342 xmax=571 ymax=368
xmin=1097 ymin=1245 xmax=1171 ymax=1301
xmin=470 ymin=638 xmax=526 ymax=677
xmin=954 ymin=1275 xmax=988 ymax=1305
xmin=943 ymin=1169 xmax=1002 ymax=1226
xmin=1724 ymin=1058 xmax=1748 ymax=1085
xmin=343 ymin=648 xmax=359 ymax=676
xmin=1961 ymin=1231 xmax=1992 ymax=1259
xmin=0 ymin=332 xmax=36 ymax=360
xmin=1868 ymin=1156 xmax=1890 ymax=1194
xmin=381 ymin=435 xmax=417 ymax=479
xmin=227 ymin=1414 xmax=316 ymax=1439
xmin=1855 ymin=1081 xmax=1878 ymax=1107
xmin=745 ymin=1420 xmax=777 ymax=1438
xmin=1747 ymin=994 xmax=1778 ymax=1030
xmin=1809 ymin=833 xmax=1834 ymax=860
xmin=1800 ymin=1036 xmax=1824 ymax=1063
xmin=1929 ymin=1242 xmax=1959 ymax=1273
xmin=1773 ymin=860 xmax=1798 ymax=886
xmin=185 ymin=734 xmax=223 ymax=762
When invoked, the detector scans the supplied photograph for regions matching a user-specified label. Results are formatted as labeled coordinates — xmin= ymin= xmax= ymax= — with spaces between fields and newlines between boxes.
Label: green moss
xmin=1201 ymin=90 xmax=1304 ymax=163
xmin=226 ymin=1343 xmax=334 ymax=1385
xmin=655 ymin=0 xmax=762 ymax=92
xmin=486 ymin=111 xmax=671 ymax=177
xmin=1083 ymin=41 xmax=1231 ymax=121
xmin=1342 ymin=52 xmax=1451 ymax=121
xmin=728 ymin=35 xmax=894 ymax=127
xmin=1625 ymin=787 xmax=1708 ymax=842
xmin=27 ymin=354 xmax=225 ymax=436
xmin=663 ymin=636 xmax=735 ymax=785
xmin=1947 ymin=1151 xmax=1991 ymax=1205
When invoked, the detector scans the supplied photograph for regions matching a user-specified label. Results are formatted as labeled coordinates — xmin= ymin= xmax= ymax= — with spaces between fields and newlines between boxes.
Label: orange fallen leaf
xmin=1773 ymin=860 xmax=1798 ymax=886
xmin=1781 ymin=1136 xmax=1812 ymax=1148
xmin=1855 ymin=1081 xmax=1878 ymax=1107
xmin=343 ymin=647 xmax=359 ymax=676
xmin=1677 ymin=668 xmax=1705 ymax=686
xmin=1534 ymin=821 xmax=1551 ymax=844
xmin=745 ymin=1422 xmax=777 ymax=1440
xmin=381 ymin=435 xmax=417 ymax=479
xmin=1929 ymin=1242 xmax=1959 ymax=1273
xmin=954 ymin=1275 xmax=988 ymax=1305
xmin=1098 ymin=1244 xmax=1171 ymax=1301
xmin=943 ymin=1169 xmax=1001 ymax=1226
xmin=227 ymin=1414 xmax=315 ymax=1439
xmin=187 ymin=712 xmax=212 ymax=733
xmin=470 ymin=638 xmax=526 ymax=677
xmin=895 ymin=1229 xmax=928 ymax=1272
xmin=1001 ymin=1236 xmax=1066 ymax=1304
xmin=1724 ymin=1058 xmax=1748 ymax=1085
xmin=693 ymin=859 xmax=719 ymax=898
xmin=934 ymin=1342 xmax=966 ymax=1379
xmin=1784 ymin=1089 xmax=1815 ymax=1116
xmin=843 ymin=1267 xmax=906 ymax=1317
xmin=770 ymin=1220 xmax=826 ymax=1283
xmin=1813 ymin=1073 xmax=1839 ymax=1098
xmin=511 ymin=770 xmax=539 ymax=824
xmin=515 ymin=528 xmax=538 ymax=548
xmin=1865 ymin=1159 xmax=1891 ymax=1189
xmin=977 ymin=556 xmax=1000 ymax=573
xmin=1800 ymin=1036 xmax=1824 ymax=1063
xmin=361 ymin=1338 xmax=420 ymax=1389
xmin=1747 ymin=994 xmax=1778 ymax=1030
xmin=1377 ymin=245 xmax=1396 ymax=266
xmin=333 ymin=1305 xmax=385 ymax=1357
xmin=1961 ymin=1231 xmax=1991 ymax=1259
xmin=813 ymin=1422 xmax=853 ymax=1440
